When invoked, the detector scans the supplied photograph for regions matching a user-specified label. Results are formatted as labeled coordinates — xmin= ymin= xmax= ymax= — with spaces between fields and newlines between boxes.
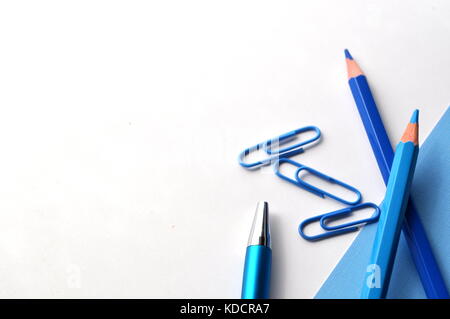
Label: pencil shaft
xmin=349 ymin=76 xmax=393 ymax=183
xmin=361 ymin=142 xmax=418 ymax=298
xmin=349 ymin=75 xmax=449 ymax=298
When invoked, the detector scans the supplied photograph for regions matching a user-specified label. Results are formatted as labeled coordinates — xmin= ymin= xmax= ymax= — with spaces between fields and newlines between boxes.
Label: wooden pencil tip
xmin=401 ymin=110 xmax=419 ymax=145
xmin=345 ymin=50 xmax=364 ymax=79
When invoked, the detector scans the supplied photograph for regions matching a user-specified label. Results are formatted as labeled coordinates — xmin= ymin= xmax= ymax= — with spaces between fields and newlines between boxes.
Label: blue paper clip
xmin=298 ymin=202 xmax=380 ymax=241
xmin=274 ymin=158 xmax=362 ymax=205
xmin=238 ymin=126 xmax=321 ymax=169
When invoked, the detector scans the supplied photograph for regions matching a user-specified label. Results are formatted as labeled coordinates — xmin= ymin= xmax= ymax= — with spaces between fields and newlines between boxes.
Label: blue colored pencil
xmin=361 ymin=110 xmax=419 ymax=299
xmin=346 ymin=49 xmax=449 ymax=299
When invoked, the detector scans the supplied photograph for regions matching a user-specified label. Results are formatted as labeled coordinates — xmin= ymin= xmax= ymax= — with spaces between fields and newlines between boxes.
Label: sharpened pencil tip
xmin=344 ymin=49 xmax=353 ymax=60
xmin=410 ymin=109 xmax=419 ymax=124
xmin=345 ymin=49 xmax=363 ymax=79
xmin=401 ymin=110 xmax=419 ymax=145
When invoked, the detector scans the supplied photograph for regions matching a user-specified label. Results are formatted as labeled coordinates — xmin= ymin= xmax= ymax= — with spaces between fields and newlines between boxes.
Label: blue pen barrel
xmin=241 ymin=245 xmax=272 ymax=299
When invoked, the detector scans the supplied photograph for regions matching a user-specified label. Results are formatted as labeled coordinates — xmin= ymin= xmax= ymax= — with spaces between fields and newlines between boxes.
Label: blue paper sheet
xmin=316 ymin=107 xmax=450 ymax=299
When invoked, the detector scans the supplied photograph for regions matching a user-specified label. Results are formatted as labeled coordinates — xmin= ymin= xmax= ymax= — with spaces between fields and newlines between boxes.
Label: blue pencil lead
xmin=344 ymin=49 xmax=353 ymax=60
xmin=410 ymin=109 xmax=419 ymax=124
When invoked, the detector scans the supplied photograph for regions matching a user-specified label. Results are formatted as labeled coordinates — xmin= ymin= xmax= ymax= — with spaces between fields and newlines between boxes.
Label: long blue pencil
xmin=345 ymin=49 xmax=449 ymax=299
xmin=361 ymin=110 xmax=419 ymax=298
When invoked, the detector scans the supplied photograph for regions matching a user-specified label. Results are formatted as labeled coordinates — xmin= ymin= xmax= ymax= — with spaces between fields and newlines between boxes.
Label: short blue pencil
xmin=361 ymin=110 xmax=419 ymax=299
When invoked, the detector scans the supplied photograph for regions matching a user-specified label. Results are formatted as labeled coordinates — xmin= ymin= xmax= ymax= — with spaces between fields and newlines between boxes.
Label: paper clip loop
xmin=238 ymin=126 xmax=321 ymax=169
xmin=274 ymin=158 xmax=362 ymax=205
xmin=298 ymin=202 xmax=380 ymax=241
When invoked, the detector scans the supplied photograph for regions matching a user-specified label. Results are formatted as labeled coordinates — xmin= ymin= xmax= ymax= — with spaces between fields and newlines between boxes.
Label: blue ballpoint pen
xmin=241 ymin=202 xmax=272 ymax=299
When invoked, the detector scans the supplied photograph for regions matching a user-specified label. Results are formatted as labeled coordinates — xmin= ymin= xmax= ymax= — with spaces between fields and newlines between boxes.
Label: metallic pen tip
xmin=247 ymin=201 xmax=271 ymax=248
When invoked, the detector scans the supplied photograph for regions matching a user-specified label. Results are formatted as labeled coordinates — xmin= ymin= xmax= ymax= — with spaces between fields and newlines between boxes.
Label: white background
xmin=0 ymin=1 xmax=448 ymax=298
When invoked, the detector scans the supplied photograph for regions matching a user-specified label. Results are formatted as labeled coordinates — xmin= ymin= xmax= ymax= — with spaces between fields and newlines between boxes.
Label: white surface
xmin=0 ymin=1 xmax=448 ymax=298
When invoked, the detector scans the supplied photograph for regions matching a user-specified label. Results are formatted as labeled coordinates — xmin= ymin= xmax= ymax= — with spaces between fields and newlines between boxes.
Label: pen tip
xmin=410 ymin=109 xmax=419 ymax=124
xmin=344 ymin=49 xmax=353 ymax=60
xmin=247 ymin=202 xmax=270 ymax=248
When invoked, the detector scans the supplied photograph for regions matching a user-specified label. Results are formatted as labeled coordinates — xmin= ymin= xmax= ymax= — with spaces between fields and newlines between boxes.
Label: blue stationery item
xmin=238 ymin=125 xmax=376 ymax=242
xmin=238 ymin=126 xmax=321 ymax=169
xmin=274 ymin=158 xmax=362 ymax=205
xmin=316 ymin=107 xmax=450 ymax=299
xmin=299 ymin=202 xmax=380 ymax=241
xmin=242 ymin=202 xmax=272 ymax=299
xmin=346 ymin=49 xmax=448 ymax=298
xmin=346 ymin=49 xmax=393 ymax=180
xmin=361 ymin=110 xmax=420 ymax=299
